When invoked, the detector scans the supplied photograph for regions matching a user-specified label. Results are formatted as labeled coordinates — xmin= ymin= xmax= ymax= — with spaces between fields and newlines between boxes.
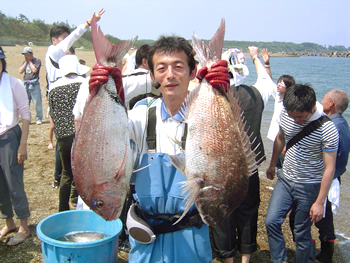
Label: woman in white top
xmin=0 ymin=46 xmax=31 ymax=246
xmin=262 ymin=49 xmax=295 ymax=169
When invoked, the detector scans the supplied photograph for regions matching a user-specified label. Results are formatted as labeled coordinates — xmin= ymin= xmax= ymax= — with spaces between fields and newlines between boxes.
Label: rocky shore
xmin=259 ymin=51 xmax=350 ymax=58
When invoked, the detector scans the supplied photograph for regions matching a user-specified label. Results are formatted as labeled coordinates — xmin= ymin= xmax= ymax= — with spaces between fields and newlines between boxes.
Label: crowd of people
xmin=0 ymin=8 xmax=349 ymax=263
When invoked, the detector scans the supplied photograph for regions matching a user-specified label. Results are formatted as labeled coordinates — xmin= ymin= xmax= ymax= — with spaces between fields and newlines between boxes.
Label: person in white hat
xmin=19 ymin=46 xmax=43 ymax=125
xmin=48 ymin=55 xmax=90 ymax=212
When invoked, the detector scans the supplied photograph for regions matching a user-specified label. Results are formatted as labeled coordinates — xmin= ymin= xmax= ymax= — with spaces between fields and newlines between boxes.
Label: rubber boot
xmin=316 ymin=240 xmax=334 ymax=263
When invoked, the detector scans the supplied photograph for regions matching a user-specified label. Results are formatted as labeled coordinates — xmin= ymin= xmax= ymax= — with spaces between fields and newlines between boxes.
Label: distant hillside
xmin=0 ymin=11 xmax=349 ymax=55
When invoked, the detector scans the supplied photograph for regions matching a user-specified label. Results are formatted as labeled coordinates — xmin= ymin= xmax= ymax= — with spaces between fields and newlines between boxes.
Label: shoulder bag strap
xmin=286 ymin=115 xmax=330 ymax=152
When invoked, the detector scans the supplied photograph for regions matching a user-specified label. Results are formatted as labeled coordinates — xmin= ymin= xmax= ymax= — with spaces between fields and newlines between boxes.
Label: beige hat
xmin=57 ymin=55 xmax=90 ymax=77
xmin=22 ymin=47 xmax=33 ymax=54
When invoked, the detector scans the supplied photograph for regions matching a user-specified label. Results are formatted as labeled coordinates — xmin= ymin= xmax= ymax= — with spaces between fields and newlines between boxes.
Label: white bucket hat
xmin=57 ymin=55 xmax=90 ymax=77
xmin=222 ymin=48 xmax=249 ymax=86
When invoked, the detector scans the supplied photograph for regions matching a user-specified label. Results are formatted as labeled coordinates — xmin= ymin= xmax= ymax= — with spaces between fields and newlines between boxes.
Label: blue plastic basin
xmin=36 ymin=210 xmax=122 ymax=263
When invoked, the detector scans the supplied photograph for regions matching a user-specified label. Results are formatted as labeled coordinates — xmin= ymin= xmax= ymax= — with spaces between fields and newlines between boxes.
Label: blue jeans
xmin=25 ymin=81 xmax=43 ymax=121
xmin=265 ymin=170 xmax=320 ymax=263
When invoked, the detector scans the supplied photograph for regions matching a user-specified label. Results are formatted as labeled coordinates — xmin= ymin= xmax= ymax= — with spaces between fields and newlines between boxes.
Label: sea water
xmin=243 ymin=56 xmax=350 ymax=260
xmin=56 ymin=231 xmax=110 ymax=243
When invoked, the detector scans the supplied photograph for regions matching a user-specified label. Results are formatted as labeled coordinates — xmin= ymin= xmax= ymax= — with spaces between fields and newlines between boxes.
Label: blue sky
xmin=2 ymin=0 xmax=350 ymax=47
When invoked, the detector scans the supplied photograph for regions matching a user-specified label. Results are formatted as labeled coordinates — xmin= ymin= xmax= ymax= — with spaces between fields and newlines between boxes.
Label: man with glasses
xmin=265 ymin=84 xmax=339 ymax=263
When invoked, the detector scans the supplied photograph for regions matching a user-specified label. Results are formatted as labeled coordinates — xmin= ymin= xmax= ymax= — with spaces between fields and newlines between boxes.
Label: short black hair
xmin=0 ymin=58 xmax=7 ymax=73
xmin=147 ymin=36 xmax=196 ymax=75
xmin=135 ymin=44 xmax=150 ymax=69
xmin=50 ymin=25 xmax=71 ymax=42
xmin=277 ymin=75 xmax=295 ymax=89
xmin=283 ymin=84 xmax=316 ymax=113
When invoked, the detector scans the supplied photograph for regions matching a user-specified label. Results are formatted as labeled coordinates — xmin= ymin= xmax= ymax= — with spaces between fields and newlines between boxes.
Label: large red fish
xmin=71 ymin=15 xmax=137 ymax=221
xmin=170 ymin=20 xmax=259 ymax=227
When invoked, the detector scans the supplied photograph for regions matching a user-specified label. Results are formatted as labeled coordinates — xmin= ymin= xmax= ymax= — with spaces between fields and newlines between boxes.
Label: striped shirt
xmin=280 ymin=104 xmax=339 ymax=183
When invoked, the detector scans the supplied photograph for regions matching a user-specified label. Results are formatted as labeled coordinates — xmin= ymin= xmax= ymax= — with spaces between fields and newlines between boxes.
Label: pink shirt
xmin=0 ymin=75 xmax=30 ymax=135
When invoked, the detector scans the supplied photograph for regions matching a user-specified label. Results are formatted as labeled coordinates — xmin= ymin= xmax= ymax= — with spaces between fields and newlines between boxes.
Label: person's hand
xmin=281 ymin=146 xmax=286 ymax=156
xmin=266 ymin=165 xmax=276 ymax=180
xmin=262 ymin=48 xmax=270 ymax=65
xmin=309 ymin=202 xmax=324 ymax=223
xmin=89 ymin=64 xmax=125 ymax=103
xmin=94 ymin=8 xmax=105 ymax=22
xmin=248 ymin=46 xmax=259 ymax=61
xmin=196 ymin=60 xmax=230 ymax=91
xmin=86 ymin=8 xmax=105 ymax=26
xmin=17 ymin=143 xmax=28 ymax=165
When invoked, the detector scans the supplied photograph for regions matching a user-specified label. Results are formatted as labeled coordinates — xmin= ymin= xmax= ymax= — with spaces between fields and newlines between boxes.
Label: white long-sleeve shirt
xmin=45 ymin=24 xmax=87 ymax=85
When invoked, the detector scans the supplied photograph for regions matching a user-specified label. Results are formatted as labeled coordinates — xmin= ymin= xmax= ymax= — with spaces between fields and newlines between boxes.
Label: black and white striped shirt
xmin=280 ymin=104 xmax=339 ymax=183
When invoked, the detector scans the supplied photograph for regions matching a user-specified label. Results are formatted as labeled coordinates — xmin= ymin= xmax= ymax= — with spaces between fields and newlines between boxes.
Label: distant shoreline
xmin=242 ymin=51 xmax=350 ymax=58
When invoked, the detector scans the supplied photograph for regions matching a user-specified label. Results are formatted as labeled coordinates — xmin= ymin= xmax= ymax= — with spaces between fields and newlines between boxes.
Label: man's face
xmin=288 ymin=109 xmax=314 ymax=125
xmin=52 ymin=32 xmax=69 ymax=46
xmin=151 ymin=50 xmax=196 ymax=100
xmin=321 ymin=92 xmax=332 ymax=115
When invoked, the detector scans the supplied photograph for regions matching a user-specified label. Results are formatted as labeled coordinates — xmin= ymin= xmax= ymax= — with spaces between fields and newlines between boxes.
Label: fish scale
xmin=72 ymin=77 xmax=133 ymax=221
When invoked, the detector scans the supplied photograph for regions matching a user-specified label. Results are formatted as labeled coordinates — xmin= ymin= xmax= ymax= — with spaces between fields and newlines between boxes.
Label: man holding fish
xmin=72 ymin=14 xmax=252 ymax=262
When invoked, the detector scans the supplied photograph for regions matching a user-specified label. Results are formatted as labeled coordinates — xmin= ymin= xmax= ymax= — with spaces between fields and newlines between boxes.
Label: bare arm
xmin=266 ymin=129 xmax=285 ymax=180
xmin=19 ymin=61 xmax=27 ymax=74
xmin=17 ymin=119 xmax=30 ymax=164
xmin=309 ymin=150 xmax=337 ymax=222
xmin=28 ymin=60 xmax=38 ymax=74
xmin=248 ymin=46 xmax=267 ymax=77
xmin=262 ymin=48 xmax=272 ymax=79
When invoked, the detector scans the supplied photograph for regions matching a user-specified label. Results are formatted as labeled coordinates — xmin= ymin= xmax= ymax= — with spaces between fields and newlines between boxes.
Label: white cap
xmin=22 ymin=47 xmax=33 ymax=54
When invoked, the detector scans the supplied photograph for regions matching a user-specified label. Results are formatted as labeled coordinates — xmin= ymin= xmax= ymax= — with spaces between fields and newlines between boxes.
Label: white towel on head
xmin=0 ymin=72 xmax=14 ymax=125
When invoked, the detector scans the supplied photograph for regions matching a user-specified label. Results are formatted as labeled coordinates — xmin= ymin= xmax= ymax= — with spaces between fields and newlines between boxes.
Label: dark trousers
xmin=54 ymin=143 xmax=62 ymax=181
xmin=210 ymin=172 xmax=260 ymax=258
xmin=315 ymin=199 xmax=336 ymax=241
xmin=57 ymin=135 xmax=74 ymax=212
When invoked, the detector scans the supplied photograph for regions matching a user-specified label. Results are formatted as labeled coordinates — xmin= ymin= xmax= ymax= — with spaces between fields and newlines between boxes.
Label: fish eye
xmin=219 ymin=204 xmax=229 ymax=210
xmin=93 ymin=200 xmax=104 ymax=208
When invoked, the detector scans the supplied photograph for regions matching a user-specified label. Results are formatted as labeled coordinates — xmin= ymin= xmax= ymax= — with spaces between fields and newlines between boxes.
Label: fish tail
xmin=173 ymin=179 xmax=202 ymax=225
xmin=192 ymin=19 xmax=225 ymax=67
xmin=91 ymin=14 xmax=138 ymax=67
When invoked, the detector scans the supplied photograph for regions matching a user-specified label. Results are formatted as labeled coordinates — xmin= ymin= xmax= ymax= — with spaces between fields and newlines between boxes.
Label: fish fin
xmin=173 ymin=179 xmax=202 ymax=225
xmin=181 ymin=83 xmax=201 ymax=121
xmin=91 ymin=14 xmax=138 ymax=67
xmin=226 ymin=90 xmax=260 ymax=176
xmin=208 ymin=18 xmax=225 ymax=61
xmin=165 ymin=130 xmax=182 ymax=148
xmin=169 ymin=154 xmax=186 ymax=175
xmin=192 ymin=19 xmax=225 ymax=67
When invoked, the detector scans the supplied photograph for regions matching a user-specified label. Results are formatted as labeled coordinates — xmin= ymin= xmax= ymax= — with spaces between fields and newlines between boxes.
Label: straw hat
xmin=57 ymin=55 xmax=90 ymax=77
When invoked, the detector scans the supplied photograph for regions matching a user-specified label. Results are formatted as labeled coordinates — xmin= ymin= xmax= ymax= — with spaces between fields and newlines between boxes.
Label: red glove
xmin=89 ymin=64 xmax=125 ymax=103
xmin=196 ymin=60 xmax=230 ymax=91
